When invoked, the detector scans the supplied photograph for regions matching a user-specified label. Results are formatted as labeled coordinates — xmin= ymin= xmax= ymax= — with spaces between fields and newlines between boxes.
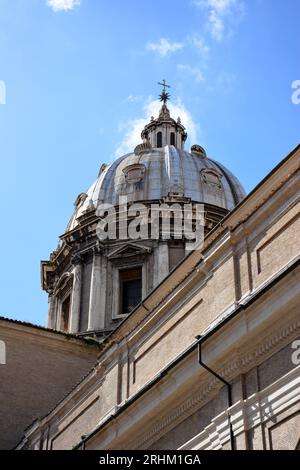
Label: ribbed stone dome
xmin=44 ymin=92 xmax=247 ymax=338
xmin=66 ymin=145 xmax=245 ymax=232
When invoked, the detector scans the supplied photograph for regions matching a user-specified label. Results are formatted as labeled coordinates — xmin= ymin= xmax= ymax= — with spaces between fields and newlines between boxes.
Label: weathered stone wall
xmin=0 ymin=320 xmax=99 ymax=449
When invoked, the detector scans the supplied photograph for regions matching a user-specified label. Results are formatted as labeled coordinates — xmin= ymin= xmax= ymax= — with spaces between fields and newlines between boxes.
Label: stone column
xmin=88 ymin=250 xmax=104 ymax=331
xmin=54 ymin=297 xmax=60 ymax=330
xmin=47 ymin=293 xmax=56 ymax=329
xmin=69 ymin=258 xmax=82 ymax=334
xmin=142 ymin=262 xmax=147 ymax=299
xmin=155 ymin=242 xmax=169 ymax=285
xmin=99 ymin=256 xmax=107 ymax=326
xmin=163 ymin=124 xmax=167 ymax=146
xmin=111 ymin=264 xmax=120 ymax=319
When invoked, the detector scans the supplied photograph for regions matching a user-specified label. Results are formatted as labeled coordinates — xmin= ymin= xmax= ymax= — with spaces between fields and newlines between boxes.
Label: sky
xmin=0 ymin=0 xmax=299 ymax=326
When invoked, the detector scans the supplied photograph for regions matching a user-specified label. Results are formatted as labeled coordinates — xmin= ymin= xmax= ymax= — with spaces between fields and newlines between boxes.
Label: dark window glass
xmin=170 ymin=132 xmax=175 ymax=146
xmin=61 ymin=296 xmax=70 ymax=332
xmin=157 ymin=131 xmax=162 ymax=148
xmin=169 ymin=242 xmax=185 ymax=270
xmin=120 ymin=268 xmax=142 ymax=314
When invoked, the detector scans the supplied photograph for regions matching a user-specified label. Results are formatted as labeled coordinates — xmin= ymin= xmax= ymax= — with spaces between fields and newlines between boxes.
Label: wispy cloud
xmin=47 ymin=0 xmax=81 ymax=12
xmin=208 ymin=9 xmax=224 ymax=41
xmin=194 ymin=0 xmax=245 ymax=42
xmin=146 ymin=38 xmax=184 ymax=57
xmin=115 ymin=97 xmax=199 ymax=157
xmin=216 ymin=71 xmax=237 ymax=93
xmin=177 ymin=64 xmax=205 ymax=82
xmin=189 ymin=35 xmax=210 ymax=59
xmin=124 ymin=95 xmax=143 ymax=104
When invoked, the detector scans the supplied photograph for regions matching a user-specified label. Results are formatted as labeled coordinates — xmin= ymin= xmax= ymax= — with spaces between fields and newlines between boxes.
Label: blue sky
xmin=0 ymin=0 xmax=299 ymax=326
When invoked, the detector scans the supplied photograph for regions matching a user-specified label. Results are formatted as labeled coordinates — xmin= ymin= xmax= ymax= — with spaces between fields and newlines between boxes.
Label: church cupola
xmin=141 ymin=80 xmax=187 ymax=150
xmin=42 ymin=80 xmax=246 ymax=338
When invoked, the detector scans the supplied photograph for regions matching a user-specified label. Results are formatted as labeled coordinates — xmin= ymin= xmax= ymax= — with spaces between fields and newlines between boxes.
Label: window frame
xmin=112 ymin=264 xmax=143 ymax=319
xmin=157 ymin=131 xmax=162 ymax=148
xmin=170 ymin=132 xmax=175 ymax=146
xmin=119 ymin=267 xmax=142 ymax=315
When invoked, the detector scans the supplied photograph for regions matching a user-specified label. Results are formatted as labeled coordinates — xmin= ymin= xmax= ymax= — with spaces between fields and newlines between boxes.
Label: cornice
xmin=180 ymin=365 xmax=300 ymax=450
xmin=126 ymin=314 xmax=300 ymax=450
xmin=226 ymin=147 xmax=300 ymax=232
xmin=0 ymin=317 xmax=99 ymax=352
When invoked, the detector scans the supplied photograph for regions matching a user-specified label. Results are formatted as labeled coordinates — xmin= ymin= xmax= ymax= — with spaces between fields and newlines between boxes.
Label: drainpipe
xmin=80 ymin=435 xmax=86 ymax=450
xmin=196 ymin=335 xmax=235 ymax=450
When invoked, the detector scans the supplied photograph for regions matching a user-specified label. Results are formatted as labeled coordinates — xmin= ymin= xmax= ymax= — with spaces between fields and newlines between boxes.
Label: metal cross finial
xmin=158 ymin=79 xmax=171 ymax=93
xmin=158 ymin=79 xmax=171 ymax=104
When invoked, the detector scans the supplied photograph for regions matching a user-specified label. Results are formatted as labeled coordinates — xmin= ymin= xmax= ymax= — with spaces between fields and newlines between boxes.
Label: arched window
xmin=170 ymin=132 xmax=175 ymax=146
xmin=157 ymin=131 xmax=162 ymax=148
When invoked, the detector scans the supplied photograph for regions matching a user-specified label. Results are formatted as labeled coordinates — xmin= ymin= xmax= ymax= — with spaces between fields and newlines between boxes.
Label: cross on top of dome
xmin=139 ymin=80 xmax=187 ymax=150
xmin=158 ymin=79 xmax=171 ymax=104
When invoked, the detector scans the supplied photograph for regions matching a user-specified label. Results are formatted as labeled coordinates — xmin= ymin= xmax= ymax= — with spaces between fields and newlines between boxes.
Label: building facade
xmin=2 ymin=88 xmax=300 ymax=450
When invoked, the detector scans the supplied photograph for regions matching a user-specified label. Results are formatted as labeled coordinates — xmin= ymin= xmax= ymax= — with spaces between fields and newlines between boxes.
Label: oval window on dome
xmin=200 ymin=168 xmax=222 ymax=188
xmin=74 ymin=192 xmax=88 ymax=208
xmin=123 ymin=164 xmax=145 ymax=184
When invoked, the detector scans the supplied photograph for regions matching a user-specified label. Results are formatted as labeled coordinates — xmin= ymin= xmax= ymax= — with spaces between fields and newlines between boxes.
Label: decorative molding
xmin=107 ymin=242 xmax=152 ymax=260
xmin=18 ymin=281 xmax=300 ymax=450
xmin=53 ymin=272 xmax=73 ymax=296
xmin=126 ymin=316 xmax=300 ymax=450
xmin=74 ymin=193 xmax=88 ymax=208
xmin=256 ymin=211 xmax=300 ymax=273
xmin=191 ymin=145 xmax=206 ymax=158
xmin=179 ymin=366 xmax=300 ymax=450
xmin=200 ymin=168 xmax=223 ymax=189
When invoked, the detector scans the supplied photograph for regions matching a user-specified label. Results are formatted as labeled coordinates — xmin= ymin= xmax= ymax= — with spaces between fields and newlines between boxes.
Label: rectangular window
xmin=157 ymin=131 xmax=162 ymax=148
xmin=120 ymin=267 xmax=142 ymax=315
xmin=61 ymin=296 xmax=71 ymax=332
xmin=169 ymin=242 xmax=185 ymax=270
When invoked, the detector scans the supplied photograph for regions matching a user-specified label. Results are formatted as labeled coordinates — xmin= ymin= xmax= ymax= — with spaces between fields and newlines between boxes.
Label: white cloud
xmin=209 ymin=9 xmax=225 ymax=41
xmin=195 ymin=0 xmax=238 ymax=14
xmin=147 ymin=35 xmax=210 ymax=60
xmin=47 ymin=0 xmax=81 ymax=12
xmin=194 ymin=0 xmax=244 ymax=42
xmin=177 ymin=64 xmax=205 ymax=82
xmin=115 ymin=97 xmax=199 ymax=157
xmin=146 ymin=38 xmax=184 ymax=57
xmin=189 ymin=35 xmax=210 ymax=59
xmin=124 ymin=95 xmax=143 ymax=104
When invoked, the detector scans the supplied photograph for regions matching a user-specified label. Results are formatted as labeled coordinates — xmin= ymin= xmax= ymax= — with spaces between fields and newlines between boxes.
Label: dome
xmin=66 ymin=145 xmax=245 ymax=232
xmin=44 ymin=83 xmax=247 ymax=338
xmin=65 ymin=85 xmax=245 ymax=233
